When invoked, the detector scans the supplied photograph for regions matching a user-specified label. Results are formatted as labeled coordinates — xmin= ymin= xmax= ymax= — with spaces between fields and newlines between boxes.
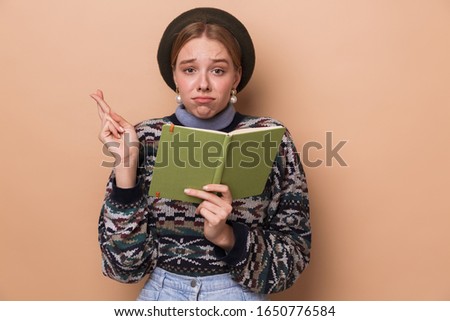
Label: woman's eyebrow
xmin=210 ymin=58 xmax=229 ymax=64
xmin=178 ymin=58 xmax=230 ymax=65
xmin=178 ymin=58 xmax=196 ymax=65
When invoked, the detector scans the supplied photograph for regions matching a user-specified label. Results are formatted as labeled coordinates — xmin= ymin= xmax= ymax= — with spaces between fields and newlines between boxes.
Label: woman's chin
xmin=194 ymin=106 xmax=216 ymax=119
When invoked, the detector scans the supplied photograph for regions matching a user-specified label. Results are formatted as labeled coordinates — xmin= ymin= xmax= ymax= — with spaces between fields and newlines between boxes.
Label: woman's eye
xmin=183 ymin=67 xmax=195 ymax=74
xmin=212 ymin=68 xmax=225 ymax=75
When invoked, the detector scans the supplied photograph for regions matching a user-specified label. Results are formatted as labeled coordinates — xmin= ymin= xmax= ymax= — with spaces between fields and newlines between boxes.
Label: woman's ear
xmin=172 ymin=68 xmax=177 ymax=88
xmin=233 ymin=66 xmax=242 ymax=91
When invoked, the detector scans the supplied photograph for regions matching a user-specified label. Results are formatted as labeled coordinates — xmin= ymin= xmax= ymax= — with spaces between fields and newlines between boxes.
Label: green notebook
xmin=149 ymin=124 xmax=285 ymax=203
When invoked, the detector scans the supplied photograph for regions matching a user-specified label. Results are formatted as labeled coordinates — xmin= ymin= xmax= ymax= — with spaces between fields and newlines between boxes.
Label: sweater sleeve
xmin=226 ymin=129 xmax=311 ymax=294
xmin=98 ymin=161 xmax=158 ymax=284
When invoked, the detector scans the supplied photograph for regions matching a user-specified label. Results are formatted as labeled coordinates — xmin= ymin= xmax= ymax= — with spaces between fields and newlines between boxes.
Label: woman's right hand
xmin=90 ymin=89 xmax=139 ymax=166
xmin=91 ymin=89 xmax=139 ymax=188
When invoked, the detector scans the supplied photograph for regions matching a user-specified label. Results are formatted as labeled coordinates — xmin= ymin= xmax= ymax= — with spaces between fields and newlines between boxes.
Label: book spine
xmin=212 ymin=134 xmax=231 ymax=184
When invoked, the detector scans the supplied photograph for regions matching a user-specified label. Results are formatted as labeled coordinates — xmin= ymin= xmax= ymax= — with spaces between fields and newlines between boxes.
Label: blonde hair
xmin=171 ymin=22 xmax=242 ymax=71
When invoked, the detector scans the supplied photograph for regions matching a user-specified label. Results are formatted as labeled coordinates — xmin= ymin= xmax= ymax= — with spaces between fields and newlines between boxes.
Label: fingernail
xmin=202 ymin=185 xmax=209 ymax=191
xmin=184 ymin=188 xmax=191 ymax=194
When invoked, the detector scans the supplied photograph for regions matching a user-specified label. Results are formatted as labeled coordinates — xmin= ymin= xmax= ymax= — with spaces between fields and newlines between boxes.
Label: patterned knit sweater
xmin=98 ymin=113 xmax=311 ymax=294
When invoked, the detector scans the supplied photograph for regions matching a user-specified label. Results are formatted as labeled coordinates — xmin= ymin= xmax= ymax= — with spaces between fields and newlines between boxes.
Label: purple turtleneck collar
xmin=174 ymin=103 xmax=236 ymax=130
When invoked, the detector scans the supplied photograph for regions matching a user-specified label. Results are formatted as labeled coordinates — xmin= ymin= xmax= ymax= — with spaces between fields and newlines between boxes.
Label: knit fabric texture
xmin=98 ymin=113 xmax=311 ymax=294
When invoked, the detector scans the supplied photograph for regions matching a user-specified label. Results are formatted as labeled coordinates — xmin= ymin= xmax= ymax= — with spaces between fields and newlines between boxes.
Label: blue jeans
xmin=137 ymin=267 xmax=266 ymax=301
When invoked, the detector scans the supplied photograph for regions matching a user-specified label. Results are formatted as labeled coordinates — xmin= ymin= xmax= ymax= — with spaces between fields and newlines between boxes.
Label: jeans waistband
xmin=151 ymin=267 xmax=238 ymax=292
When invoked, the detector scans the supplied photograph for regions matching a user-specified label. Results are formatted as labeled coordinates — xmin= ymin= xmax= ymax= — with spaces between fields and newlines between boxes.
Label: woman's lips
xmin=193 ymin=96 xmax=215 ymax=104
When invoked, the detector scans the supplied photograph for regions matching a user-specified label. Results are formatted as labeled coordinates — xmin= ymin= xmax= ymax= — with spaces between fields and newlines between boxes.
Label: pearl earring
xmin=175 ymin=88 xmax=182 ymax=105
xmin=230 ymin=89 xmax=237 ymax=104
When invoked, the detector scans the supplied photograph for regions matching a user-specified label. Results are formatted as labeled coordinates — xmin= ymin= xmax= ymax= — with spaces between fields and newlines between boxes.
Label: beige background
xmin=1 ymin=0 xmax=449 ymax=300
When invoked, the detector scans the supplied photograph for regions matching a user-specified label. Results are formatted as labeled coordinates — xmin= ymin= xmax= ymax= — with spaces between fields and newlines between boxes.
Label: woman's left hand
xmin=184 ymin=184 xmax=235 ymax=252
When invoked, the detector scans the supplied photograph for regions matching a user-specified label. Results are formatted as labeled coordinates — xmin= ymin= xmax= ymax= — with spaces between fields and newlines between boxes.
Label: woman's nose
xmin=197 ymin=72 xmax=211 ymax=92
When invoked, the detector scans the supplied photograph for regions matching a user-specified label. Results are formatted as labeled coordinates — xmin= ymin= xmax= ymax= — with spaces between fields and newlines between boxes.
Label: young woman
xmin=91 ymin=7 xmax=311 ymax=301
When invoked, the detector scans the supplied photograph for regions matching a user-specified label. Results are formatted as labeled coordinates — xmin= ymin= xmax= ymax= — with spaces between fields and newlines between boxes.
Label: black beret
xmin=157 ymin=7 xmax=255 ymax=93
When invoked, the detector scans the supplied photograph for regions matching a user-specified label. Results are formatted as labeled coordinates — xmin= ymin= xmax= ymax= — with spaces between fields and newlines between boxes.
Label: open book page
xmin=149 ymin=124 xmax=285 ymax=203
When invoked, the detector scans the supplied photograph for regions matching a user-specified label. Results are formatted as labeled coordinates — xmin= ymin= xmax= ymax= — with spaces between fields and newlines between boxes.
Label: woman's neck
xmin=174 ymin=103 xmax=236 ymax=130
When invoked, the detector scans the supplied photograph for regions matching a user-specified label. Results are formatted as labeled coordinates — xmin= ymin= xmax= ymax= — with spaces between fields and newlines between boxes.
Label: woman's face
xmin=173 ymin=35 xmax=241 ymax=119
